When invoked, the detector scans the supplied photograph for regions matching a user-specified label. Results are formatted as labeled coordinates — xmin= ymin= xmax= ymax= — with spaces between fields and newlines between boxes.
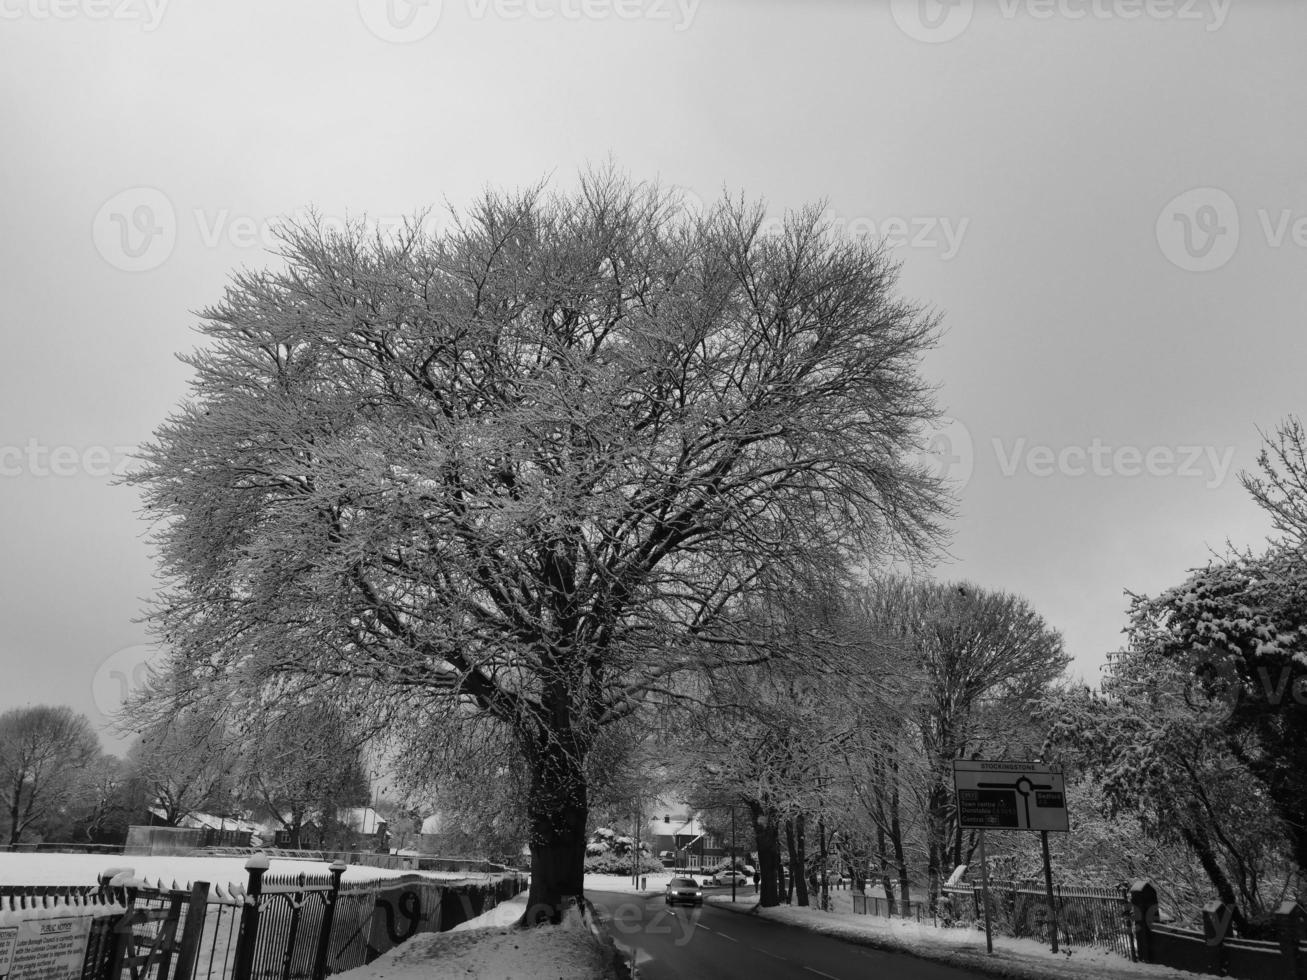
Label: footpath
xmin=706 ymin=891 xmax=1209 ymax=980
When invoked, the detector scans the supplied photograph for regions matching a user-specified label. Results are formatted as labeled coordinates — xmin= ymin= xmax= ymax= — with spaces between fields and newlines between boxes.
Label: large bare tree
xmin=130 ymin=170 xmax=947 ymax=923
xmin=0 ymin=705 xmax=100 ymax=847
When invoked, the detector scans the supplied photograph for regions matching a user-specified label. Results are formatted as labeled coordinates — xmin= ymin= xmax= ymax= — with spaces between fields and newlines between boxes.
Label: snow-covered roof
xmin=337 ymin=807 xmax=386 ymax=834
xmin=146 ymin=809 xmax=260 ymax=833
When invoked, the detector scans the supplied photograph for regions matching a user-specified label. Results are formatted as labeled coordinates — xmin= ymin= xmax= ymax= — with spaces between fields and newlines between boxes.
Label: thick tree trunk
xmin=876 ymin=824 xmax=896 ymax=912
xmin=890 ymin=773 xmax=910 ymax=909
xmin=749 ymin=802 xmax=781 ymax=907
xmin=1180 ymin=825 xmax=1250 ymax=935
xmin=785 ymin=818 xmax=808 ymax=907
xmin=926 ymin=782 xmax=950 ymax=913
xmin=520 ymin=729 xmax=589 ymax=927
xmin=818 ymin=817 xmax=830 ymax=910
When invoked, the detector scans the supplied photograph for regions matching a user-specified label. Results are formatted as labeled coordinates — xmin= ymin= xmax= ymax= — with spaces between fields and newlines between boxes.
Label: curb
xmin=581 ymin=896 xmax=635 ymax=980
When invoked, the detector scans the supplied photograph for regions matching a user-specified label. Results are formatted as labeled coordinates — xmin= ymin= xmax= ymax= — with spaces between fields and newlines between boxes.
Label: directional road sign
xmin=951 ymin=760 xmax=1069 ymax=832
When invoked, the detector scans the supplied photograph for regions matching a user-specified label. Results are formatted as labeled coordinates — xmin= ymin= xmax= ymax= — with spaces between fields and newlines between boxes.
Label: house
xmin=642 ymin=802 xmax=728 ymax=869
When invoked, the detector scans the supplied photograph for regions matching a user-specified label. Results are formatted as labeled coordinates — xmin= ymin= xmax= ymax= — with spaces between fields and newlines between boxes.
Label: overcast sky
xmin=1 ymin=0 xmax=1301 ymax=752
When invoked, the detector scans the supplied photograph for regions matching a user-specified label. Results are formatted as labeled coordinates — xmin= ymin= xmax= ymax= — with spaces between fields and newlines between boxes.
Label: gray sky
xmin=2 ymin=0 xmax=1301 ymax=752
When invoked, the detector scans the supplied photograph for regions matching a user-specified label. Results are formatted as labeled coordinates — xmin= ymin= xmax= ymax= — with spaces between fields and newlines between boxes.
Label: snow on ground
xmin=348 ymin=894 xmax=614 ymax=980
xmin=707 ymin=890 xmax=1210 ymax=980
xmin=583 ymin=871 xmax=677 ymax=894
xmin=0 ymin=852 xmax=504 ymax=889
xmin=4 ymin=854 xmax=612 ymax=980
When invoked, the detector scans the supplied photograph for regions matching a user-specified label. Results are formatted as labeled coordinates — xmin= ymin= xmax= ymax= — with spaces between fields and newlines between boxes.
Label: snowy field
xmin=707 ymin=890 xmax=1209 ymax=980
xmin=0 ymin=853 xmax=497 ymax=889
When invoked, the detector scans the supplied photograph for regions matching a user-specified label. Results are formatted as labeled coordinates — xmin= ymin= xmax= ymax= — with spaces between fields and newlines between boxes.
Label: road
xmin=587 ymin=887 xmax=987 ymax=980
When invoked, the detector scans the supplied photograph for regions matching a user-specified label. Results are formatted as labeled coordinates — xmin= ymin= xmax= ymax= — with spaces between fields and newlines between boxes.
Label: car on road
xmin=664 ymin=876 xmax=704 ymax=907
xmin=714 ymin=870 xmax=750 ymax=886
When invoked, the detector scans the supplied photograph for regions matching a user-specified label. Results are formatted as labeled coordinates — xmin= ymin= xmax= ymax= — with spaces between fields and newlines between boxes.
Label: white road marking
xmin=803 ymin=969 xmax=841 ymax=980
xmin=752 ymin=947 xmax=787 ymax=961
xmin=716 ymin=931 xmax=739 ymax=942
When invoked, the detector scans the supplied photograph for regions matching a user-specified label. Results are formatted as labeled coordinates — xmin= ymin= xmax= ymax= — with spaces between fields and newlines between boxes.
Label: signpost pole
xmin=978 ymin=830 xmax=993 ymax=954
xmin=1041 ymin=830 xmax=1059 ymax=954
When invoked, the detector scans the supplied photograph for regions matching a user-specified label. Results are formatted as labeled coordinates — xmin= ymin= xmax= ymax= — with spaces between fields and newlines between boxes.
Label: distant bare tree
xmin=236 ymin=699 xmax=371 ymax=848
xmin=0 ymin=706 xmax=100 ymax=847
xmin=126 ymin=707 xmax=239 ymax=826
xmin=130 ymin=168 xmax=948 ymax=923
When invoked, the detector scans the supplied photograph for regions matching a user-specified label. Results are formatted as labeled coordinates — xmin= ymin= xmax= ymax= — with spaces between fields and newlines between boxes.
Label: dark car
xmin=665 ymin=876 xmax=704 ymax=907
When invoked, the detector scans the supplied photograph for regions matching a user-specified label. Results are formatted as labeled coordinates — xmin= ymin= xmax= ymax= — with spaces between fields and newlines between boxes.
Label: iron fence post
xmin=103 ymin=872 xmax=138 ymax=980
xmin=312 ymin=861 xmax=347 ymax=980
xmin=280 ymin=875 xmax=308 ymax=980
xmin=233 ymin=856 xmax=269 ymax=980
xmin=171 ymin=882 xmax=210 ymax=980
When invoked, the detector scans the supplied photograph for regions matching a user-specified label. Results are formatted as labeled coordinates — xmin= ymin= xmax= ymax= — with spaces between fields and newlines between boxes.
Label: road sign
xmin=952 ymin=760 xmax=1069 ymax=832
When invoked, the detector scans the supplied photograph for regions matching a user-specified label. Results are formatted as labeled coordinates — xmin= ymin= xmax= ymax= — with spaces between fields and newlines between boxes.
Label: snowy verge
xmin=344 ymin=897 xmax=616 ymax=980
xmin=706 ymin=892 xmax=1209 ymax=980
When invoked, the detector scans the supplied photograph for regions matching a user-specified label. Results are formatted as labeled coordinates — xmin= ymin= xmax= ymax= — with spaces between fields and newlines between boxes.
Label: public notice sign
xmin=0 ymin=915 xmax=92 ymax=980
xmin=951 ymin=760 xmax=1070 ymax=832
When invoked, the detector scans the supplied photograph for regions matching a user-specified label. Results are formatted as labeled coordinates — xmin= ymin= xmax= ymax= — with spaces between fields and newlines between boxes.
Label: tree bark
xmin=749 ymin=802 xmax=781 ymax=907
xmin=876 ymin=824 xmax=896 ymax=913
xmin=818 ymin=816 xmax=829 ymax=910
xmin=1180 ymin=824 xmax=1250 ymax=935
xmin=890 ymin=770 xmax=910 ymax=909
xmin=519 ymin=727 xmax=589 ymax=926
xmin=926 ymin=781 xmax=950 ymax=912
xmin=785 ymin=817 xmax=808 ymax=907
